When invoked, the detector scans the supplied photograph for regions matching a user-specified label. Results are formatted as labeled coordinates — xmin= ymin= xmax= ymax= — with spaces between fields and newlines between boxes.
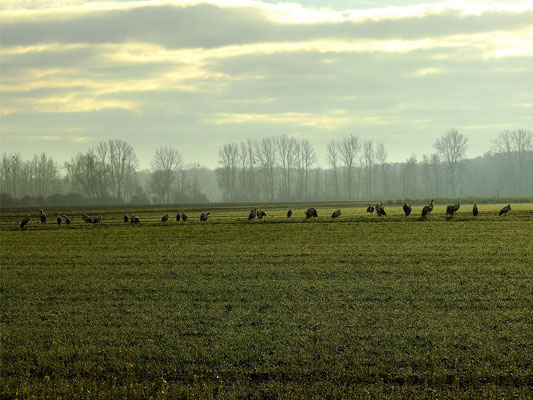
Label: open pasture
xmin=1 ymin=203 xmax=532 ymax=398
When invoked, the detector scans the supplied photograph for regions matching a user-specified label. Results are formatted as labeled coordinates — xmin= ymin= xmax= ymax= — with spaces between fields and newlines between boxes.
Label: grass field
xmin=1 ymin=203 xmax=532 ymax=399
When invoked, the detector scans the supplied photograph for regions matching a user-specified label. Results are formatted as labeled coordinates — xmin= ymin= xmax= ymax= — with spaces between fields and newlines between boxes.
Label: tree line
xmin=215 ymin=129 xmax=533 ymax=201
xmin=1 ymin=139 xmax=209 ymax=206
xmin=1 ymin=129 xmax=532 ymax=206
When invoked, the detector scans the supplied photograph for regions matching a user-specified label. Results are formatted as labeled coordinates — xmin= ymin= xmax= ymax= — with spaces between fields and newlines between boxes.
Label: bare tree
xmin=433 ymin=129 xmax=468 ymax=196
xmin=238 ymin=141 xmax=248 ymax=200
xmin=363 ymin=140 xmax=375 ymax=198
xmin=327 ymin=140 xmax=340 ymax=198
xmin=493 ymin=129 xmax=532 ymax=195
xmin=299 ymin=139 xmax=316 ymax=200
xmin=217 ymin=143 xmax=239 ymax=201
xmin=277 ymin=136 xmax=298 ymax=199
xmin=246 ymin=139 xmax=255 ymax=200
xmin=375 ymin=142 xmax=388 ymax=199
xmin=338 ymin=135 xmax=361 ymax=199
xmin=108 ymin=139 xmax=138 ymax=202
xmin=255 ymin=137 xmax=277 ymax=200
xmin=151 ymin=146 xmax=183 ymax=203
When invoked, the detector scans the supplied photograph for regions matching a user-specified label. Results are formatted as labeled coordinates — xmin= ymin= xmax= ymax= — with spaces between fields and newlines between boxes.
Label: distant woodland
xmin=1 ymin=129 xmax=532 ymax=206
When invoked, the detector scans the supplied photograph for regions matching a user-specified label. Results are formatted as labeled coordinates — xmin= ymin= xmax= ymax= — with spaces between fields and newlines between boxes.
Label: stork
xmin=20 ymin=215 xmax=31 ymax=230
xmin=422 ymin=199 xmax=434 ymax=218
xmin=287 ymin=209 xmax=293 ymax=218
xmin=40 ymin=209 xmax=47 ymax=223
xmin=331 ymin=209 xmax=341 ymax=218
xmin=473 ymin=203 xmax=478 ymax=217
xmin=499 ymin=204 xmax=511 ymax=216
xmin=403 ymin=202 xmax=412 ymax=217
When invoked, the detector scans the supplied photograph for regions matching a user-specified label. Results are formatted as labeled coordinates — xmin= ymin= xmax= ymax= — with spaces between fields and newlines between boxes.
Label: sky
xmin=1 ymin=0 xmax=532 ymax=169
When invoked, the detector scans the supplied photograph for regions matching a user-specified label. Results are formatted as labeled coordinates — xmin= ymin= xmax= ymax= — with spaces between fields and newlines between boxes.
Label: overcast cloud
xmin=1 ymin=0 xmax=532 ymax=168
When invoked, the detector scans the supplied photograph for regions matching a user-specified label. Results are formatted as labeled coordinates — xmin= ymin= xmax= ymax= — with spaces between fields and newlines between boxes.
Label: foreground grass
xmin=1 ymin=204 xmax=532 ymax=399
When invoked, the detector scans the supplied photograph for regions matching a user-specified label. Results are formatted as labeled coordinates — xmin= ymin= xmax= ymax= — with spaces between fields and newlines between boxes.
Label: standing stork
xmin=248 ymin=208 xmax=257 ymax=220
xmin=181 ymin=212 xmax=188 ymax=222
xmin=376 ymin=202 xmax=387 ymax=217
xmin=473 ymin=203 xmax=478 ymax=217
xmin=161 ymin=214 xmax=169 ymax=222
xmin=422 ymin=199 xmax=434 ymax=218
xmin=446 ymin=201 xmax=461 ymax=217
xmin=200 ymin=212 xmax=210 ymax=221
xmin=403 ymin=202 xmax=412 ymax=217
xmin=331 ymin=209 xmax=341 ymax=218
xmin=40 ymin=209 xmax=47 ymax=223
xmin=20 ymin=215 xmax=31 ymax=230
xmin=57 ymin=215 xmax=62 ymax=225
xmin=124 ymin=214 xmax=129 ymax=223
xmin=367 ymin=204 xmax=374 ymax=214
xmin=62 ymin=215 xmax=71 ymax=224
xmin=287 ymin=209 xmax=293 ymax=218
xmin=499 ymin=204 xmax=511 ymax=216
xmin=176 ymin=213 xmax=181 ymax=222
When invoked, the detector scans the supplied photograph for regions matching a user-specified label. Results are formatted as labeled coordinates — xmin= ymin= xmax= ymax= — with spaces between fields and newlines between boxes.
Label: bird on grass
xmin=200 ymin=212 xmax=210 ymax=221
xmin=499 ymin=205 xmax=511 ymax=216
xmin=130 ymin=214 xmax=140 ymax=224
xmin=403 ymin=202 xmax=412 ymax=217
xmin=257 ymin=211 xmax=266 ymax=219
xmin=176 ymin=213 xmax=181 ymax=222
xmin=161 ymin=214 xmax=169 ymax=222
xmin=422 ymin=199 xmax=434 ymax=218
xmin=287 ymin=209 xmax=293 ymax=218
xmin=367 ymin=204 xmax=374 ymax=214
xmin=40 ymin=209 xmax=47 ymax=223
xmin=446 ymin=201 xmax=460 ymax=217
xmin=20 ymin=215 xmax=31 ymax=230
xmin=91 ymin=215 xmax=102 ymax=224
xmin=331 ymin=209 xmax=341 ymax=218
xmin=376 ymin=202 xmax=387 ymax=217
xmin=181 ymin=212 xmax=188 ymax=222
xmin=82 ymin=213 xmax=92 ymax=223
xmin=62 ymin=215 xmax=71 ymax=224
xmin=248 ymin=208 xmax=257 ymax=220
xmin=305 ymin=207 xmax=318 ymax=219
xmin=473 ymin=203 xmax=478 ymax=217
xmin=124 ymin=214 xmax=129 ymax=223
xmin=57 ymin=215 xmax=62 ymax=225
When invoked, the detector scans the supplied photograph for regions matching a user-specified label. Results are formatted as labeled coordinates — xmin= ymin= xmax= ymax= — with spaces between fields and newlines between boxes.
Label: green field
xmin=1 ymin=204 xmax=532 ymax=399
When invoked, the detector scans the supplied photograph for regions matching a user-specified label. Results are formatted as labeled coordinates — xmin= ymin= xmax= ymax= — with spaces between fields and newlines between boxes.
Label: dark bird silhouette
xmin=40 ymin=209 xmax=47 ymax=223
xmin=131 ymin=214 xmax=140 ymax=224
xmin=499 ymin=204 xmax=511 ymax=216
xmin=200 ymin=212 xmax=210 ymax=221
xmin=82 ymin=213 xmax=92 ymax=223
xmin=20 ymin=215 xmax=31 ymax=229
xmin=181 ymin=212 xmax=188 ymax=222
xmin=176 ymin=213 xmax=181 ymax=221
xmin=62 ymin=215 xmax=71 ymax=224
xmin=473 ymin=203 xmax=478 ymax=217
xmin=257 ymin=210 xmax=266 ymax=219
xmin=367 ymin=204 xmax=374 ymax=214
xmin=248 ymin=208 xmax=257 ymax=220
xmin=376 ymin=202 xmax=387 ymax=217
xmin=287 ymin=209 xmax=293 ymax=218
xmin=422 ymin=199 xmax=434 ymax=218
xmin=91 ymin=215 xmax=102 ymax=224
xmin=403 ymin=202 xmax=412 ymax=217
xmin=446 ymin=201 xmax=461 ymax=217
xmin=57 ymin=215 xmax=62 ymax=225
xmin=331 ymin=209 xmax=341 ymax=218
xmin=161 ymin=214 xmax=169 ymax=222
xmin=124 ymin=214 xmax=129 ymax=223
xmin=305 ymin=208 xmax=318 ymax=218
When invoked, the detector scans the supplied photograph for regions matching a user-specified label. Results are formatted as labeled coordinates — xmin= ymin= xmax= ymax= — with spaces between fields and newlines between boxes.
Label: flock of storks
xmin=18 ymin=201 xmax=513 ymax=229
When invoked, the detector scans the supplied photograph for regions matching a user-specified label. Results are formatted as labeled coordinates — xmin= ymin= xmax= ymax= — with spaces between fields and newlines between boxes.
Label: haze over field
xmin=1 ymin=0 xmax=533 ymax=169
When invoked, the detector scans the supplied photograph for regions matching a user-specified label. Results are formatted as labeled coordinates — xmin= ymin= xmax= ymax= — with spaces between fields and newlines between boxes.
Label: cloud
xmin=1 ymin=1 xmax=533 ymax=167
